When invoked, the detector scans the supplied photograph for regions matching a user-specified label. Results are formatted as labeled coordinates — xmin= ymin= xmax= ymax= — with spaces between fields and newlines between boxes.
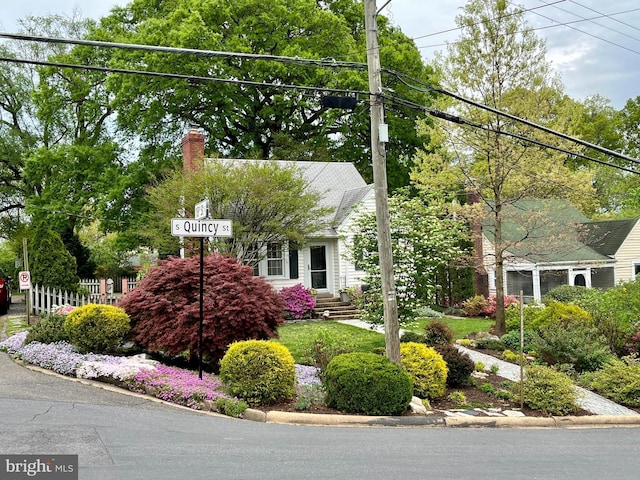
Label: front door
xmin=310 ymin=245 xmax=328 ymax=290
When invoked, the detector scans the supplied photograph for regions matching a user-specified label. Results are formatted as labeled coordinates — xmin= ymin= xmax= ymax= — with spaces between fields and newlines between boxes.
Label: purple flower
xmin=0 ymin=332 xmax=28 ymax=354
xmin=295 ymin=364 xmax=321 ymax=386
xmin=128 ymin=365 xmax=229 ymax=409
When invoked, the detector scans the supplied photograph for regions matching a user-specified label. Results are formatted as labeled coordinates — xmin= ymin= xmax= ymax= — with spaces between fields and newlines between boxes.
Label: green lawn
xmin=405 ymin=317 xmax=495 ymax=339
xmin=276 ymin=321 xmax=385 ymax=363
xmin=276 ymin=316 xmax=494 ymax=363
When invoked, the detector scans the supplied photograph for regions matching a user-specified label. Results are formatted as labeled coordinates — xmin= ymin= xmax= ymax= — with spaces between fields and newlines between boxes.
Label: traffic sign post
xmin=171 ymin=215 xmax=232 ymax=378
xmin=18 ymin=271 xmax=31 ymax=290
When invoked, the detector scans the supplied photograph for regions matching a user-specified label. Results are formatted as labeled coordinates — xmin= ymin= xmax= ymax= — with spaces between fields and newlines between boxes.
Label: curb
xmin=244 ymin=409 xmax=640 ymax=428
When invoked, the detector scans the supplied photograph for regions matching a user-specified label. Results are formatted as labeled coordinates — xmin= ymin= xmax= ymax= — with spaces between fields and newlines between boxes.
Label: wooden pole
xmin=364 ymin=0 xmax=400 ymax=363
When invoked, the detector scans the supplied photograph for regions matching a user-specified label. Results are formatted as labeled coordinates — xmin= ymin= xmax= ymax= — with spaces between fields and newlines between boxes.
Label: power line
xmin=3 ymin=31 xmax=637 ymax=172
xmin=0 ymin=54 xmax=369 ymax=98
xmin=384 ymin=91 xmax=640 ymax=175
xmin=414 ymin=5 xmax=640 ymax=56
xmin=410 ymin=0 xmax=568 ymax=41
xmin=384 ymin=69 xmax=640 ymax=166
xmin=0 ymin=32 xmax=368 ymax=70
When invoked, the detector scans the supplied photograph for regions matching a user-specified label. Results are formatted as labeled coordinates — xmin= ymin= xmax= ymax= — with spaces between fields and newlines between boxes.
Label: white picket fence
xmin=29 ymin=278 xmax=138 ymax=316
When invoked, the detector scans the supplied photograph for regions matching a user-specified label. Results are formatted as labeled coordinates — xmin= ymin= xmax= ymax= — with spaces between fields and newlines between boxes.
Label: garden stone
xmin=409 ymin=396 xmax=428 ymax=415
xmin=502 ymin=410 xmax=526 ymax=417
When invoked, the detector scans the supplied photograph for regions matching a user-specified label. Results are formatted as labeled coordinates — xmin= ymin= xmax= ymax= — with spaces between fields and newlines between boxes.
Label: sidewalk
xmin=337 ymin=319 xmax=639 ymax=417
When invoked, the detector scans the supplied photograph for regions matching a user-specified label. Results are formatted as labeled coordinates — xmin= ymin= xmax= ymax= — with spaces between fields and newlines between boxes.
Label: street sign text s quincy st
xmin=171 ymin=218 xmax=232 ymax=237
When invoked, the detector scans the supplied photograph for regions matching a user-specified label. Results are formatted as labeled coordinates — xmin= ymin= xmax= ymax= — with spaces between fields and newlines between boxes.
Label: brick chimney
xmin=182 ymin=129 xmax=205 ymax=172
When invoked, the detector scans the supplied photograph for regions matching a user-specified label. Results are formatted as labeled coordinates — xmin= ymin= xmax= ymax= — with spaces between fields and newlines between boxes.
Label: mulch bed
xmin=254 ymin=370 xmax=592 ymax=418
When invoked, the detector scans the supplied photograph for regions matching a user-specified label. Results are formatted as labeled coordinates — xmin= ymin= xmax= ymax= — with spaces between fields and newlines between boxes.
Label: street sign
xmin=194 ymin=199 xmax=210 ymax=220
xmin=171 ymin=218 xmax=233 ymax=238
xmin=18 ymin=271 xmax=31 ymax=290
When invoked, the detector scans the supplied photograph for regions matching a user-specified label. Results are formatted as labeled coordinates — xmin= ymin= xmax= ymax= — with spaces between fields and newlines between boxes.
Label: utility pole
xmin=364 ymin=0 xmax=400 ymax=364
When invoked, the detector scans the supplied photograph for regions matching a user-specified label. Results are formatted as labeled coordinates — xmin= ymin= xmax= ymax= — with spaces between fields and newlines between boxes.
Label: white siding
xmin=613 ymin=220 xmax=640 ymax=283
xmin=336 ymin=190 xmax=376 ymax=290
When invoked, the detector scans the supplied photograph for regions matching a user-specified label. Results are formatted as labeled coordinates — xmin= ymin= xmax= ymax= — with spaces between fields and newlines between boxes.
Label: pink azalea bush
xmin=280 ymin=284 xmax=316 ymax=320
xmin=461 ymin=294 xmax=519 ymax=318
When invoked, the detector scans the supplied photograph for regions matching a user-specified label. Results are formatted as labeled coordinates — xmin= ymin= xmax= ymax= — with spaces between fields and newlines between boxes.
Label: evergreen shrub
xmin=500 ymin=329 xmax=540 ymax=353
xmin=435 ymin=344 xmax=474 ymax=387
xmin=579 ymin=357 xmax=640 ymax=407
xmin=518 ymin=365 xmax=579 ymax=416
xmin=423 ymin=320 xmax=455 ymax=346
xmin=324 ymin=353 xmax=412 ymax=415
xmin=532 ymin=322 xmax=613 ymax=372
xmin=219 ymin=340 xmax=295 ymax=406
xmin=400 ymin=331 xmax=425 ymax=344
xmin=64 ymin=304 xmax=130 ymax=353
xmin=400 ymin=342 xmax=448 ymax=399
xmin=26 ymin=314 xmax=69 ymax=345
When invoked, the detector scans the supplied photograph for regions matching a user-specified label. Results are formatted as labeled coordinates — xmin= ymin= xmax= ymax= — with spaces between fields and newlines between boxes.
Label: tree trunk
xmin=493 ymin=201 xmax=506 ymax=336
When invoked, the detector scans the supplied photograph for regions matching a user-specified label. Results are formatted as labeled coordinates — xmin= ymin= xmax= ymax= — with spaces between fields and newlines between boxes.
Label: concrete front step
xmin=313 ymin=295 xmax=360 ymax=320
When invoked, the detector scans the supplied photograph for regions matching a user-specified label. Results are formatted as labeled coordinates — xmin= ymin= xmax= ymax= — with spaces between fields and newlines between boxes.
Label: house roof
xmin=482 ymin=199 xmax=611 ymax=264
xmin=582 ymin=218 xmax=639 ymax=257
xmin=209 ymin=159 xmax=371 ymax=233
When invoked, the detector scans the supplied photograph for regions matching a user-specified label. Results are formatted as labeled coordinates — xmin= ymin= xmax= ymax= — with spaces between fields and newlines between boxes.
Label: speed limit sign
xmin=18 ymin=271 xmax=31 ymax=290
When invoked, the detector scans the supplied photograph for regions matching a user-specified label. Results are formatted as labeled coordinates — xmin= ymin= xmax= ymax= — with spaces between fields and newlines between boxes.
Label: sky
xmin=1 ymin=0 xmax=639 ymax=109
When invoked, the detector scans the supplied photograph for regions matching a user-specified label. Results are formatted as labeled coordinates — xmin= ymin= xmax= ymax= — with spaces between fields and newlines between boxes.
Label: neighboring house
xmin=181 ymin=130 xmax=373 ymax=296
xmin=479 ymin=199 xmax=640 ymax=303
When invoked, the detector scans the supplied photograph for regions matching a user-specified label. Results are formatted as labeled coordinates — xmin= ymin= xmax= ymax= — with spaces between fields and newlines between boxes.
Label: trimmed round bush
xmin=435 ymin=344 xmax=474 ymax=387
xmin=324 ymin=353 xmax=413 ymax=415
xmin=519 ymin=365 xmax=579 ymax=416
xmin=400 ymin=342 xmax=448 ymax=399
xmin=423 ymin=320 xmax=455 ymax=346
xmin=219 ymin=340 xmax=295 ymax=406
xmin=63 ymin=304 xmax=130 ymax=353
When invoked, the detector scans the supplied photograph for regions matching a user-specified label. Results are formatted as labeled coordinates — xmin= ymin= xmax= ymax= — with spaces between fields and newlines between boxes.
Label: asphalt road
xmin=2 ymin=350 xmax=640 ymax=480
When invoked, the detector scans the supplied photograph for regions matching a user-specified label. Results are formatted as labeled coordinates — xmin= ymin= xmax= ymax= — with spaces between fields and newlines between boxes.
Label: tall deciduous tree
xmin=411 ymin=0 xmax=595 ymax=335
xmin=145 ymin=160 xmax=331 ymax=263
xmin=94 ymin=0 xmax=433 ymax=190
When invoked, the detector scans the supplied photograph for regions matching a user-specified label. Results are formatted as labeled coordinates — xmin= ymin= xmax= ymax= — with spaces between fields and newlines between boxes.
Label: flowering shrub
xmin=54 ymin=305 xmax=76 ymax=315
xmin=481 ymin=295 xmax=519 ymax=317
xmin=625 ymin=327 xmax=640 ymax=355
xmin=280 ymin=284 xmax=316 ymax=320
xmin=0 ymin=331 xmax=28 ymax=354
xmin=129 ymin=365 xmax=228 ymax=409
xmin=462 ymin=295 xmax=518 ymax=318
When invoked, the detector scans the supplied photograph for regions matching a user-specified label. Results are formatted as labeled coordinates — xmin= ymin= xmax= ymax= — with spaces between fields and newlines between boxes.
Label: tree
xmin=347 ymin=191 xmax=468 ymax=323
xmin=30 ymin=223 xmax=79 ymax=291
xmin=94 ymin=0 xmax=434 ymax=190
xmin=145 ymin=160 xmax=332 ymax=264
xmin=411 ymin=0 xmax=596 ymax=335
xmin=119 ymin=253 xmax=285 ymax=366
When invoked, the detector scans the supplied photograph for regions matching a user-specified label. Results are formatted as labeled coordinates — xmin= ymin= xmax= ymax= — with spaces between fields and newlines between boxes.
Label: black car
xmin=0 ymin=271 xmax=11 ymax=315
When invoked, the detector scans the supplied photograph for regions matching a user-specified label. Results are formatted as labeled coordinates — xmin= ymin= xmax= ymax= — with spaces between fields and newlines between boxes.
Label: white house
xmin=181 ymin=129 xmax=373 ymax=296
xmin=479 ymin=199 xmax=640 ymax=303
